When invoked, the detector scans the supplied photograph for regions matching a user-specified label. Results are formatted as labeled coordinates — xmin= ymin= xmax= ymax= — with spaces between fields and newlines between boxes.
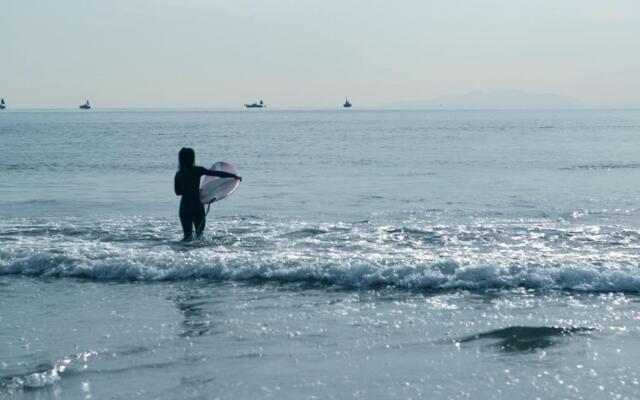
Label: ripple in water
xmin=454 ymin=326 xmax=594 ymax=353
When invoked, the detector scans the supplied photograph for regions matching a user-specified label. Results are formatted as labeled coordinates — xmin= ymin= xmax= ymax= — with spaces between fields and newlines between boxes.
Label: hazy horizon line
xmin=2 ymin=105 xmax=639 ymax=111
xmin=0 ymin=89 xmax=640 ymax=110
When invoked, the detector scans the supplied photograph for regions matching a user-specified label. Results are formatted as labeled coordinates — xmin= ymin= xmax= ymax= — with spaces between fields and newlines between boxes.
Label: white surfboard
xmin=199 ymin=162 xmax=241 ymax=205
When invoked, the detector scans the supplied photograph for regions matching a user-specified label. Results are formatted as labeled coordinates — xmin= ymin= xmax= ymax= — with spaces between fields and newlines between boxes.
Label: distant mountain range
xmin=385 ymin=90 xmax=584 ymax=109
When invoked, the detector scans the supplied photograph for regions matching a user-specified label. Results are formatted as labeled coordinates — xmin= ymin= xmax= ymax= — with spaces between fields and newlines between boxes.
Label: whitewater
xmin=1 ymin=109 xmax=640 ymax=399
xmin=3 ymin=214 xmax=640 ymax=292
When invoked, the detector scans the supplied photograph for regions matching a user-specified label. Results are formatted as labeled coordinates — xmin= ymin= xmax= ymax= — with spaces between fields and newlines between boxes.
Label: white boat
xmin=244 ymin=100 xmax=265 ymax=108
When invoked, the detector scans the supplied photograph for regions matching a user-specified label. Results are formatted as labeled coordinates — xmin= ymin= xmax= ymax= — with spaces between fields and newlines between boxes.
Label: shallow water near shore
xmin=1 ymin=109 xmax=640 ymax=399
xmin=2 ymin=277 xmax=640 ymax=399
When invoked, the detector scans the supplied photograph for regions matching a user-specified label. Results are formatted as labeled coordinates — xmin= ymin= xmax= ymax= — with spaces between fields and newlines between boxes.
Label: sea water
xmin=1 ymin=109 xmax=640 ymax=399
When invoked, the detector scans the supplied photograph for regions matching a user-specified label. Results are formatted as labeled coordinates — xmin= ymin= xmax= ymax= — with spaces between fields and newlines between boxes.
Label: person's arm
xmin=198 ymin=166 xmax=242 ymax=180
xmin=174 ymin=172 xmax=182 ymax=195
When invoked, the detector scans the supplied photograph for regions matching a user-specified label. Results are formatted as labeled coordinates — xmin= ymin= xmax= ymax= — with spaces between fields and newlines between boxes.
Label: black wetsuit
xmin=174 ymin=166 xmax=236 ymax=240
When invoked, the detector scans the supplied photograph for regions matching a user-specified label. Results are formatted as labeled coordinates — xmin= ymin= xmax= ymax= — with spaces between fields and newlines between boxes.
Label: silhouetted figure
xmin=174 ymin=148 xmax=241 ymax=241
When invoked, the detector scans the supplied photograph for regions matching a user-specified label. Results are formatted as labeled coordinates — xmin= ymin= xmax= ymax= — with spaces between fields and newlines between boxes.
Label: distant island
xmin=385 ymin=90 xmax=584 ymax=109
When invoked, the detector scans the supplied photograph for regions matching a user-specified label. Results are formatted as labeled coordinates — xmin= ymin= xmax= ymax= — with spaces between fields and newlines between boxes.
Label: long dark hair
xmin=178 ymin=147 xmax=195 ymax=170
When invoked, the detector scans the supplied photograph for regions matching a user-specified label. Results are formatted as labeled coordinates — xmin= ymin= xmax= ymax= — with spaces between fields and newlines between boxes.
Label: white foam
xmin=2 ymin=217 xmax=640 ymax=292
xmin=2 ymin=249 xmax=640 ymax=292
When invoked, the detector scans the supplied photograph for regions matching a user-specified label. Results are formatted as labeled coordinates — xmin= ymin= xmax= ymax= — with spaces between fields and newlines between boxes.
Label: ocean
xmin=1 ymin=109 xmax=640 ymax=399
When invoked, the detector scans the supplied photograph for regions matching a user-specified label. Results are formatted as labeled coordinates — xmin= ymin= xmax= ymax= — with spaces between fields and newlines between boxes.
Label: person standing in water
xmin=174 ymin=147 xmax=241 ymax=241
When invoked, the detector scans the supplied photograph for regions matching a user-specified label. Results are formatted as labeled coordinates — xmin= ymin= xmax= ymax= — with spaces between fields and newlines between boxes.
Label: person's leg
xmin=194 ymin=204 xmax=206 ymax=239
xmin=179 ymin=212 xmax=193 ymax=241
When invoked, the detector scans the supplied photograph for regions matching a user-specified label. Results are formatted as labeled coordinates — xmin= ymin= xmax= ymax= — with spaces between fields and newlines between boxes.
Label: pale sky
xmin=2 ymin=0 xmax=639 ymax=108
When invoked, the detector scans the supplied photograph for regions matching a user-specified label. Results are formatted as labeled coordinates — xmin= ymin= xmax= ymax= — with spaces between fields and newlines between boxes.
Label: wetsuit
xmin=174 ymin=166 xmax=237 ymax=240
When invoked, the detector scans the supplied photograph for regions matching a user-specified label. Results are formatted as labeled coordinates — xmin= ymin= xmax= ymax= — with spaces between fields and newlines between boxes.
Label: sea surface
xmin=1 ymin=109 xmax=640 ymax=399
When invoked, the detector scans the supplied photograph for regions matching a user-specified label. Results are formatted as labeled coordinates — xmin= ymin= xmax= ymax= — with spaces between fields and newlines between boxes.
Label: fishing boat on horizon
xmin=79 ymin=100 xmax=91 ymax=110
xmin=343 ymin=98 xmax=352 ymax=108
xmin=0 ymin=98 xmax=5 ymax=110
xmin=244 ymin=100 xmax=265 ymax=108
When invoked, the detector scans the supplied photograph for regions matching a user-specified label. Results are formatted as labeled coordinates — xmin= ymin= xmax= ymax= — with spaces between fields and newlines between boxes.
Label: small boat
xmin=244 ymin=100 xmax=265 ymax=108
xmin=0 ymin=98 xmax=5 ymax=110
xmin=79 ymin=100 xmax=91 ymax=110
xmin=343 ymin=98 xmax=352 ymax=108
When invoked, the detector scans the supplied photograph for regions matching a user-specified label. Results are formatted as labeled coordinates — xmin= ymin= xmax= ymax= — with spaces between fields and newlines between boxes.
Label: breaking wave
xmin=0 ymin=351 xmax=96 ymax=394
xmin=2 ymin=216 xmax=640 ymax=292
